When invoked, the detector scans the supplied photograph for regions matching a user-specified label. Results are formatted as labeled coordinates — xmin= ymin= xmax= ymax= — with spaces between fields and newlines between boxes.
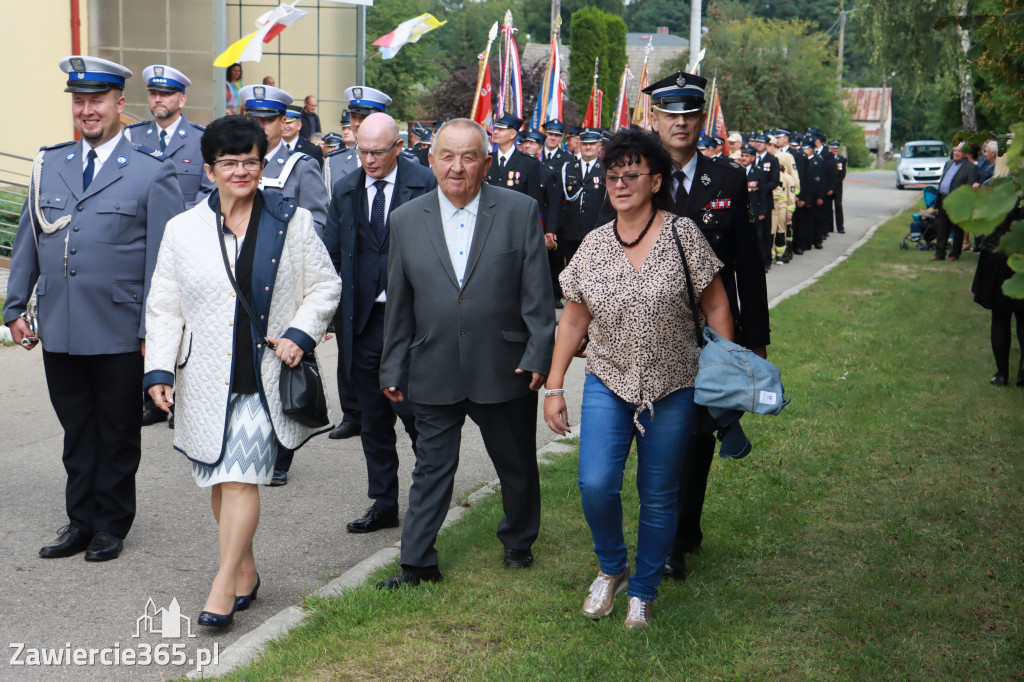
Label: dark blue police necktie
xmin=160 ymin=129 xmax=168 ymax=152
xmin=370 ymin=179 xmax=388 ymax=244
xmin=83 ymin=149 xmax=97 ymax=191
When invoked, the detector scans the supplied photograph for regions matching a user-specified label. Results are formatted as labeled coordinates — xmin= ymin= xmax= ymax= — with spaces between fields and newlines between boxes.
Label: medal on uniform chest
xmin=702 ymin=209 xmax=713 ymax=225
xmin=507 ymin=170 xmax=514 ymax=186
xmin=515 ymin=171 xmax=520 ymax=185
xmin=701 ymin=173 xmax=711 ymax=187
xmin=593 ymin=176 xmax=600 ymax=187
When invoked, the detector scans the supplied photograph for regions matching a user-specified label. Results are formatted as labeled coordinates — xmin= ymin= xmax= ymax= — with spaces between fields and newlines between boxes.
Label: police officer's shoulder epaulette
xmin=711 ymin=155 xmax=744 ymax=174
xmin=132 ymin=144 xmax=169 ymax=160
xmin=125 ymin=120 xmax=148 ymax=129
xmin=399 ymin=150 xmax=417 ymax=161
xmin=189 ymin=121 xmax=206 ymax=132
xmin=40 ymin=140 xmax=75 ymax=152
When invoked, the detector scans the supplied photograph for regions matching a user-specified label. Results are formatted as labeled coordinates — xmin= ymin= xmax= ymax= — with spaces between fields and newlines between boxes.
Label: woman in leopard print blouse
xmin=544 ymin=129 xmax=733 ymax=629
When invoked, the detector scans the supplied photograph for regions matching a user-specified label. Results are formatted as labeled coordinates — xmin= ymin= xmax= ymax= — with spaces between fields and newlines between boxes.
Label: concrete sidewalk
xmin=0 ymin=170 xmax=915 ymax=680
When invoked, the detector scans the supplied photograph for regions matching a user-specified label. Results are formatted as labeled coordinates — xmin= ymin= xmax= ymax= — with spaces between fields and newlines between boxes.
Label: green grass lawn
xmin=217 ymin=206 xmax=1024 ymax=681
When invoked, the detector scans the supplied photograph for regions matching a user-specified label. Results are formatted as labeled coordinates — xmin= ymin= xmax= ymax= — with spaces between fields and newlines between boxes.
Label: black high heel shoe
xmin=235 ymin=574 xmax=261 ymax=611
xmin=197 ymin=601 xmax=238 ymax=628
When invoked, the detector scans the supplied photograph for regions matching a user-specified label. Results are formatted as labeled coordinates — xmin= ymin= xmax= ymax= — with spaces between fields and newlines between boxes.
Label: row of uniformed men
xmin=697 ymin=129 xmax=847 ymax=271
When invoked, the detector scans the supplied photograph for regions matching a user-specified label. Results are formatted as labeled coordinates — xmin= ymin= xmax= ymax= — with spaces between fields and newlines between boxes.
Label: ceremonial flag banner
xmin=630 ymin=60 xmax=650 ymax=130
xmin=497 ymin=19 xmax=523 ymax=118
xmin=474 ymin=66 xmax=493 ymax=128
xmin=611 ymin=66 xmax=632 ymax=132
xmin=214 ymin=3 xmax=307 ymax=66
xmin=529 ymin=36 xmax=563 ymax=131
xmin=372 ymin=13 xmax=446 ymax=60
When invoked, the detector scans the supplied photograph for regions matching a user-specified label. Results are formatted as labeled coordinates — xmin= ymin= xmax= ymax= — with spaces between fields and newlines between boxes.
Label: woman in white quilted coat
xmin=143 ymin=116 xmax=340 ymax=627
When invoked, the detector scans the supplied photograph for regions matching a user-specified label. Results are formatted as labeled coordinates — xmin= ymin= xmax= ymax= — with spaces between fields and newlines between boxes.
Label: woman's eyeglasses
xmin=605 ymin=172 xmax=652 ymax=186
xmin=212 ymin=158 xmax=263 ymax=172
xmin=355 ymin=140 xmax=399 ymax=159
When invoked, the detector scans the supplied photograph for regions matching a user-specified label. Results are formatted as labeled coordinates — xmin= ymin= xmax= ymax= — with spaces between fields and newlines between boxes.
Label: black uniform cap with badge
xmin=142 ymin=64 xmax=191 ymax=93
xmin=323 ymin=132 xmax=344 ymax=146
xmin=642 ymin=70 xmax=707 ymax=114
xmin=237 ymin=84 xmax=293 ymax=118
xmin=541 ymin=119 xmax=565 ymax=136
xmin=340 ymin=110 xmax=352 ymax=127
xmin=493 ymin=113 xmax=524 ymax=131
xmin=60 ymin=55 xmax=132 ymax=93
xmin=412 ymin=124 xmax=433 ymax=143
xmin=697 ymin=135 xmax=709 ymax=151
xmin=284 ymin=104 xmax=303 ymax=121
xmin=523 ymin=129 xmax=545 ymax=145
xmin=578 ymin=127 xmax=603 ymax=144
xmin=829 ymin=140 xmax=841 ymax=149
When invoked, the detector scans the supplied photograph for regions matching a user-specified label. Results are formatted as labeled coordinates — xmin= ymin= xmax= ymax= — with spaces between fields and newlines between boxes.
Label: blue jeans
xmin=578 ymin=374 xmax=696 ymax=602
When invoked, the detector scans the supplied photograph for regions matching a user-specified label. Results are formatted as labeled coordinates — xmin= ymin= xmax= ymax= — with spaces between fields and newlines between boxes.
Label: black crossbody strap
xmin=216 ymin=211 xmax=275 ymax=350
xmin=670 ymin=217 xmax=706 ymax=349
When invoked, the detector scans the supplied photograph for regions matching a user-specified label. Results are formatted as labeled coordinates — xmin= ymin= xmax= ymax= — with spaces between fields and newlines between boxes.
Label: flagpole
xmin=500 ymin=10 xmax=514 ymax=116
xmin=471 ymin=21 xmax=499 ymax=121
xmin=592 ymin=57 xmax=600 ymax=127
xmin=705 ymin=76 xmax=717 ymax=135
xmin=630 ymin=37 xmax=653 ymax=130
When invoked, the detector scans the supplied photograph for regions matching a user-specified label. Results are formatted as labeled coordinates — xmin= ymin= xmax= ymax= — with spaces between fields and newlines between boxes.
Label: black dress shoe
xmin=346 ymin=506 xmax=399 ymax=533
xmin=39 ymin=525 xmax=91 ymax=558
xmin=268 ymin=469 xmax=288 ymax=486
xmin=84 ymin=532 xmax=123 ymax=562
xmin=663 ymin=553 xmax=687 ymax=580
xmin=329 ymin=420 xmax=361 ymax=440
xmin=991 ymin=374 xmax=1009 ymax=386
xmin=142 ymin=406 xmax=168 ymax=426
xmin=813 ymin=242 xmax=823 ymax=249
xmin=793 ymin=247 xmax=804 ymax=256
xmin=377 ymin=567 xmax=443 ymax=590
xmin=837 ymin=228 xmax=845 ymax=234
xmin=503 ymin=548 xmax=534 ymax=569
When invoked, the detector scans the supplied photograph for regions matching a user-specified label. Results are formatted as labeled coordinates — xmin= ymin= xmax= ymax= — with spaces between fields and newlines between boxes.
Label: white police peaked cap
xmin=238 ymin=84 xmax=293 ymax=117
xmin=59 ymin=55 xmax=132 ymax=93
xmin=343 ymin=86 xmax=392 ymax=115
xmin=142 ymin=64 xmax=191 ymax=93
xmin=642 ymin=70 xmax=707 ymax=114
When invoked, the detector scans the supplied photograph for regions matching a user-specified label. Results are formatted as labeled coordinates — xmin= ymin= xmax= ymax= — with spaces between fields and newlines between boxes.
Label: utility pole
xmin=836 ymin=7 xmax=847 ymax=94
xmin=687 ymin=0 xmax=702 ymax=73
xmin=551 ymin=0 xmax=561 ymax=43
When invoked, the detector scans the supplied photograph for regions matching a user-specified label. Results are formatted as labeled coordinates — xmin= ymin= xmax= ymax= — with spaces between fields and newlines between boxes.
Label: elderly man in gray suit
xmin=376 ymin=118 xmax=555 ymax=588
xmin=3 ymin=56 xmax=185 ymax=562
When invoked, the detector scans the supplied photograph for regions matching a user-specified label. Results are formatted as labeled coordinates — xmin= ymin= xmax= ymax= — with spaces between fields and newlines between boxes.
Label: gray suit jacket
xmin=380 ymin=183 xmax=554 ymax=405
xmin=125 ymin=115 xmax=213 ymax=207
xmin=2 ymin=135 xmax=185 ymax=354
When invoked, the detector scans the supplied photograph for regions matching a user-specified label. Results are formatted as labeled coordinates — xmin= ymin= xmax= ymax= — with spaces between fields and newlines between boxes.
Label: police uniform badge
xmin=701 ymin=173 xmax=711 ymax=187
xmin=70 ymin=57 xmax=86 ymax=73
xmin=254 ymin=86 xmax=265 ymax=100
xmin=116 ymin=155 xmax=128 ymax=167
xmin=178 ymin=129 xmax=186 ymax=137
xmin=352 ymin=87 xmax=363 ymax=100
xmin=277 ymin=157 xmax=285 ymax=165
xmin=65 ymin=151 xmax=76 ymax=163
xmin=676 ymin=74 xmax=686 ymax=87
xmin=154 ymin=66 xmax=164 ymax=78
xmin=146 ymin=128 xmax=153 ymax=135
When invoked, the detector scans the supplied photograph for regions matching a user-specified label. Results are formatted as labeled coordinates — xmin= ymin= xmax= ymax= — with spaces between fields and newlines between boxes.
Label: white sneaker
xmin=581 ymin=568 xmax=629 ymax=618
xmin=623 ymin=596 xmax=652 ymax=629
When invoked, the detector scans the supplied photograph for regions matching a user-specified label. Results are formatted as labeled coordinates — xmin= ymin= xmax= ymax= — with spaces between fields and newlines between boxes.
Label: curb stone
xmin=189 ymin=428 xmax=580 ymax=679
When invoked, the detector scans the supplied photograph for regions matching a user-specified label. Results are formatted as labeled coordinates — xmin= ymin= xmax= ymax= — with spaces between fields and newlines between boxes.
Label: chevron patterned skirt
xmin=192 ymin=392 xmax=278 ymax=488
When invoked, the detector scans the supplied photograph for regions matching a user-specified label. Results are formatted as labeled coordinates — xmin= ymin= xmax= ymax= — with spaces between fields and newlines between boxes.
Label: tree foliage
xmin=568 ymin=7 xmax=627 ymax=128
xmin=625 ymin=0 xmax=691 ymax=35
xmin=518 ymin=0 xmax=625 ymax=44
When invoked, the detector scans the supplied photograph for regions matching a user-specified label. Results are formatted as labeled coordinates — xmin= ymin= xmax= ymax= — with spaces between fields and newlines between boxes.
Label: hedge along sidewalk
xmin=200 ymin=203 xmax=1024 ymax=680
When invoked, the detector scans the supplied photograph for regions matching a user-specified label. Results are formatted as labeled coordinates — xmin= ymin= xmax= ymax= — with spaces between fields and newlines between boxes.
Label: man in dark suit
xmin=376 ymin=119 xmax=555 ymax=588
xmin=4 ymin=56 xmax=185 ymax=561
xmin=739 ymin=144 xmax=773 ymax=271
xmin=283 ymin=105 xmax=324 ymax=168
xmin=828 ymin=140 xmax=847 ymax=233
xmin=323 ymin=113 xmax=437 ymax=533
xmin=808 ymin=129 xmax=838 ymax=235
xmin=796 ymin=138 xmax=828 ymax=251
xmin=931 ymin=142 xmax=980 ymax=261
xmin=300 ymin=95 xmax=321 ymax=139
xmin=557 ymin=127 xmax=605 ymax=269
xmin=642 ymin=70 xmax=770 ymax=580
xmin=484 ymin=113 xmax=544 ymax=210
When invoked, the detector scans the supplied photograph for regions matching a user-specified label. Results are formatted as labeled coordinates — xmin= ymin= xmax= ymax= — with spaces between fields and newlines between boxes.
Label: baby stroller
xmin=899 ymin=185 xmax=940 ymax=250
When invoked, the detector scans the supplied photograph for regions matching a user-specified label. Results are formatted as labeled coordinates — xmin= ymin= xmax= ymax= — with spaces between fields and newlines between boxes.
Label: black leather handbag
xmin=218 ymin=214 xmax=330 ymax=428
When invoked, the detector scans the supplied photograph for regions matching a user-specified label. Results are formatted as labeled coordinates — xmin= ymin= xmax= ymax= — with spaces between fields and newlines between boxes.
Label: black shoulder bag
xmin=217 ymin=214 xmax=330 ymax=428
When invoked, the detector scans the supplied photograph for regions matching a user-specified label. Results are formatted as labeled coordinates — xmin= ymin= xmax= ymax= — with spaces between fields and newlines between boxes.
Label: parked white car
xmin=895 ymin=140 xmax=949 ymax=189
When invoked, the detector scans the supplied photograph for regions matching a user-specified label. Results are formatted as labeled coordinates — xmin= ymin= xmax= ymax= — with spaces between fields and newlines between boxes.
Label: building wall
xmin=0 ymin=0 xmax=358 ymax=159
xmin=0 ymin=0 xmax=77 ymax=156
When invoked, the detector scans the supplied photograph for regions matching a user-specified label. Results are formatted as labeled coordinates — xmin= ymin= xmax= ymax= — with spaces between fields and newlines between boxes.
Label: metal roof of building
xmin=843 ymin=87 xmax=892 ymax=123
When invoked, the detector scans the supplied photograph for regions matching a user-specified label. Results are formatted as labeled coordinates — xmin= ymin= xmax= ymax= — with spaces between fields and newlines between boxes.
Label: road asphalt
xmin=0 ymin=169 xmax=915 ymax=680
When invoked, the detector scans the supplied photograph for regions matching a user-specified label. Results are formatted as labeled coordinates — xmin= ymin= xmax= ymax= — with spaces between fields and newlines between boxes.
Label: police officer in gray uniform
xmin=3 ymin=56 xmax=185 ymax=561
xmin=239 ymin=84 xmax=328 ymax=237
xmin=323 ymin=86 xmax=393 ymax=201
xmin=125 ymin=65 xmax=213 ymax=208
